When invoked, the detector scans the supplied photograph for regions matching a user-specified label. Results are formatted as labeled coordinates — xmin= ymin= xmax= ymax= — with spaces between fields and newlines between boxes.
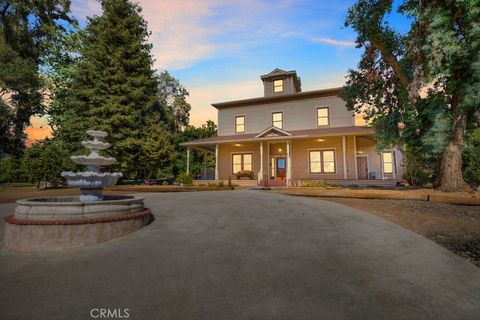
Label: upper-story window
xmin=273 ymin=79 xmax=284 ymax=93
xmin=272 ymin=112 xmax=283 ymax=129
xmin=317 ymin=107 xmax=330 ymax=126
xmin=235 ymin=116 xmax=245 ymax=133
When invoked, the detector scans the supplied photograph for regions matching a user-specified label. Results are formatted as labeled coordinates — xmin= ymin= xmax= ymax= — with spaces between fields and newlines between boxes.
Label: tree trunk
xmin=437 ymin=104 xmax=470 ymax=192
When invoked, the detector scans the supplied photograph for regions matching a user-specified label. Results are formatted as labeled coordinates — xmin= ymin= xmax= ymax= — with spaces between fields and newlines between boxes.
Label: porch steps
xmin=258 ymin=179 xmax=287 ymax=187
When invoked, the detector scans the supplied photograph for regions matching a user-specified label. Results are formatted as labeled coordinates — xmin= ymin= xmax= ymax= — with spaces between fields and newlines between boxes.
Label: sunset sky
xmin=27 ymin=0 xmax=409 ymax=142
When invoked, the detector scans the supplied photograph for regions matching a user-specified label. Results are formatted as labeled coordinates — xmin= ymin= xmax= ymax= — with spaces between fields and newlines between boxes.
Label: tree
xmin=0 ymin=0 xmax=73 ymax=156
xmin=22 ymin=139 xmax=74 ymax=188
xmin=57 ymin=0 xmax=159 ymax=178
xmin=172 ymin=120 xmax=217 ymax=177
xmin=342 ymin=0 xmax=480 ymax=191
xmin=157 ymin=70 xmax=191 ymax=133
xmin=138 ymin=125 xmax=173 ymax=179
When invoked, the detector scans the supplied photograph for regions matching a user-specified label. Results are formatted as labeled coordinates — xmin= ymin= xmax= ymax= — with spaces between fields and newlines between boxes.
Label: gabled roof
xmin=260 ymin=68 xmax=297 ymax=80
xmin=255 ymin=126 xmax=293 ymax=139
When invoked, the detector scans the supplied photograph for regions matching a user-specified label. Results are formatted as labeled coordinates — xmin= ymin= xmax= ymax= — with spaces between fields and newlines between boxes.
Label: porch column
xmin=353 ymin=136 xmax=358 ymax=179
xmin=203 ymin=151 xmax=207 ymax=180
xmin=342 ymin=136 xmax=347 ymax=179
xmin=286 ymin=140 xmax=292 ymax=185
xmin=259 ymin=141 xmax=263 ymax=184
xmin=392 ymin=150 xmax=396 ymax=179
xmin=215 ymin=144 xmax=219 ymax=180
xmin=186 ymin=148 xmax=190 ymax=174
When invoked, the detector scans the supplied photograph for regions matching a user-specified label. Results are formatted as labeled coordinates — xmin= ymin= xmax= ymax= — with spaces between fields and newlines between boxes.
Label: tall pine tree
xmin=60 ymin=0 xmax=159 ymax=178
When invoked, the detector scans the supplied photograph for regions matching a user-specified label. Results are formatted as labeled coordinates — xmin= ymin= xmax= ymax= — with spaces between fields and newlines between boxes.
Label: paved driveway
xmin=0 ymin=190 xmax=479 ymax=319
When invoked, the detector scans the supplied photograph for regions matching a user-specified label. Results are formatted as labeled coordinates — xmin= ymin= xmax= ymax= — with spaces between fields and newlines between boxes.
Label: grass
xmin=0 ymin=183 xmax=35 ymax=188
xmin=302 ymin=182 xmax=342 ymax=188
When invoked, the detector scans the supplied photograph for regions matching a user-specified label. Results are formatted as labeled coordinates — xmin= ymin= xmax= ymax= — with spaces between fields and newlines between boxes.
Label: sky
xmin=27 ymin=0 xmax=410 ymax=142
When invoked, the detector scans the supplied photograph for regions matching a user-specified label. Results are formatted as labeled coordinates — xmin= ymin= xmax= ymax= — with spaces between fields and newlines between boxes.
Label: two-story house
xmin=182 ymin=69 xmax=403 ymax=186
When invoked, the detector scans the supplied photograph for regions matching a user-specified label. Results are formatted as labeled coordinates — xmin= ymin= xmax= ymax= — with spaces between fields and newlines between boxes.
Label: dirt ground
xmin=321 ymin=197 xmax=480 ymax=267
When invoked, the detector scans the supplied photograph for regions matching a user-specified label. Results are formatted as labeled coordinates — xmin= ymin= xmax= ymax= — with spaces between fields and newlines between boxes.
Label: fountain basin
xmin=70 ymin=155 xmax=117 ymax=166
xmin=61 ymin=172 xmax=122 ymax=187
xmin=14 ymin=195 xmax=144 ymax=221
xmin=4 ymin=209 xmax=151 ymax=252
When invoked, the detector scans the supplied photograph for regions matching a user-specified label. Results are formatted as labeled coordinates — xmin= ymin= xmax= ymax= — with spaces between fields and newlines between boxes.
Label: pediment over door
xmin=255 ymin=126 xmax=293 ymax=139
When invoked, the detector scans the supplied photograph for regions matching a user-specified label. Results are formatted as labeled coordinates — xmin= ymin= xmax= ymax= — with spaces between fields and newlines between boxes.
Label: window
xmin=235 ymin=116 xmax=245 ymax=133
xmin=317 ymin=107 xmax=330 ymax=126
xmin=272 ymin=112 xmax=283 ymax=129
xmin=309 ymin=150 xmax=336 ymax=174
xmin=273 ymin=79 xmax=284 ymax=93
xmin=383 ymin=152 xmax=393 ymax=174
xmin=232 ymin=153 xmax=253 ymax=174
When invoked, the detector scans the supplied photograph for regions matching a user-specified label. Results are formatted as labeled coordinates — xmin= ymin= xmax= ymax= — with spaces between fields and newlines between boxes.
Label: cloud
xmin=185 ymin=78 xmax=262 ymax=126
xmin=311 ymin=37 xmax=356 ymax=47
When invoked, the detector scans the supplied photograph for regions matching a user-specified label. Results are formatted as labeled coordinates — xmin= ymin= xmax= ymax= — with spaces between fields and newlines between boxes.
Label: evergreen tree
xmin=59 ymin=0 xmax=159 ymax=178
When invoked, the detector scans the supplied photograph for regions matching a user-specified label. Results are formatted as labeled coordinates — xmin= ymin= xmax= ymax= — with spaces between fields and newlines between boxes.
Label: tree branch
xmin=370 ymin=37 xmax=410 ymax=90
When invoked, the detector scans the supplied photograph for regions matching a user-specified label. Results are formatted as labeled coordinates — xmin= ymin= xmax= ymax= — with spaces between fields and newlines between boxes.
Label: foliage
xmin=176 ymin=172 xmax=193 ymax=186
xmin=236 ymin=170 xmax=254 ymax=180
xmin=138 ymin=126 xmax=174 ymax=179
xmin=463 ymin=129 xmax=480 ymax=188
xmin=0 ymin=154 xmax=24 ymax=183
xmin=172 ymin=120 xmax=217 ymax=177
xmin=55 ymin=0 xmax=159 ymax=178
xmin=0 ymin=0 xmax=73 ymax=156
xmin=157 ymin=71 xmax=191 ymax=133
xmin=21 ymin=139 xmax=75 ymax=187
xmin=342 ymin=0 xmax=480 ymax=191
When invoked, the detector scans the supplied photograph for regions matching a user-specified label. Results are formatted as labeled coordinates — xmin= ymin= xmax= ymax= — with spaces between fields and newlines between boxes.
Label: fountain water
xmin=4 ymin=130 xmax=151 ymax=252
xmin=61 ymin=130 xmax=122 ymax=201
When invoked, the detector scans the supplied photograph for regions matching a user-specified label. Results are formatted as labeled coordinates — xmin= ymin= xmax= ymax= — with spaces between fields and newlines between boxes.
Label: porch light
xmin=234 ymin=144 xmax=242 ymax=147
xmin=278 ymin=148 xmax=282 ymax=152
xmin=317 ymin=139 xmax=325 ymax=142
xmin=357 ymin=151 xmax=364 ymax=154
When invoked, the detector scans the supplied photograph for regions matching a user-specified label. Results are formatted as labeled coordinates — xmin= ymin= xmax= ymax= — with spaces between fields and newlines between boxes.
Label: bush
xmin=176 ymin=172 xmax=193 ymax=185
xmin=0 ymin=155 xmax=24 ymax=183
xmin=463 ymin=129 xmax=480 ymax=188
xmin=236 ymin=170 xmax=254 ymax=180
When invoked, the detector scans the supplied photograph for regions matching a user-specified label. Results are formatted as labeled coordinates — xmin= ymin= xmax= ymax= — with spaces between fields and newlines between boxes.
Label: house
xmin=182 ymin=69 xmax=403 ymax=186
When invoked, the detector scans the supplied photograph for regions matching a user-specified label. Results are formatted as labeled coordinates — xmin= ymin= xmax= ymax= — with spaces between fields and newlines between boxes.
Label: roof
xmin=211 ymin=87 xmax=342 ymax=109
xmin=260 ymin=68 xmax=298 ymax=80
xmin=181 ymin=126 xmax=374 ymax=148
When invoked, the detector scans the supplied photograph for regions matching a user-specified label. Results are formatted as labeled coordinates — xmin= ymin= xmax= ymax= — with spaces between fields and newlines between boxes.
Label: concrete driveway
xmin=0 ymin=190 xmax=479 ymax=319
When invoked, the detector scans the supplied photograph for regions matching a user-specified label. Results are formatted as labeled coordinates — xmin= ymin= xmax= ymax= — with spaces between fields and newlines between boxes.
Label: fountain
xmin=3 ymin=130 xmax=152 ymax=252
xmin=61 ymin=130 xmax=123 ymax=201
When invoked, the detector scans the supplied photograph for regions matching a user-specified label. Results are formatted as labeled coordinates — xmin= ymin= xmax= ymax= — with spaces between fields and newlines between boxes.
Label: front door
xmin=357 ymin=157 xmax=368 ymax=179
xmin=276 ymin=157 xmax=286 ymax=180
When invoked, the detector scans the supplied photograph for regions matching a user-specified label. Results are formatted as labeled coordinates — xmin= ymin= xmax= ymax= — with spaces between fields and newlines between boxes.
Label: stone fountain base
xmin=3 ymin=196 xmax=152 ymax=252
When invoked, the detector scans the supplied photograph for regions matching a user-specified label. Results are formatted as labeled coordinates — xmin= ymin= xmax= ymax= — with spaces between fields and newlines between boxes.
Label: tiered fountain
xmin=4 ymin=130 xmax=152 ymax=252
xmin=61 ymin=130 xmax=123 ymax=201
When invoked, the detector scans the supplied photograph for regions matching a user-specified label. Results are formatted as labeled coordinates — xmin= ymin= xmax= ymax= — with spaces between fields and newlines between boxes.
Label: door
xmin=357 ymin=157 xmax=368 ymax=179
xmin=276 ymin=157 xmax=286 ymax=180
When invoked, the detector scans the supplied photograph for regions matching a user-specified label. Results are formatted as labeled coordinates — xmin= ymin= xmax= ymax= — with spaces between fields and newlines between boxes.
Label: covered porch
xmin=181 ymin=126 xmax=403 ymax=187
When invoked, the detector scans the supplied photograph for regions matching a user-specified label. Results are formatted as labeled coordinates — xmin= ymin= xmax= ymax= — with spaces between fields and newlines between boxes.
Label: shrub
xmin=176 ymin=172 xmax=193 ymax=185
xmin=236 ymin=170 xmax=254 ymax=180
xmin=463 ymin=129 xmax=480 ymax=188
xmin=0 ymin=155 xmax=24 ymax=183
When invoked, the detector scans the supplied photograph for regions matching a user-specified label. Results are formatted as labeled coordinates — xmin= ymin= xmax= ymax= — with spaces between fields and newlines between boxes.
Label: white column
xmin=353 ymin=136 xmax=358 ymax=180
xmin=392 ymin=150 xmax=396 ymax=179
xmin=286 ymin=140 xmax=292 ymax=185
xmin=259 ymin=141 xmax=263 ymax=183
xmin=186 ymin=148 xmax=190 ymax=174
xmin=215 ymin=144 xmax=219 ymax=180
xmin=342 ymin=136 xmax=347 ymax=179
